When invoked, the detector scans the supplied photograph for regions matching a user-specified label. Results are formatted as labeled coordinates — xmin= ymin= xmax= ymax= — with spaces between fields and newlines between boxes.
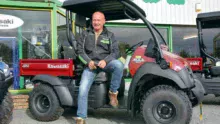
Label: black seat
xmin=94 ymin=71 xmax=109 ymax=83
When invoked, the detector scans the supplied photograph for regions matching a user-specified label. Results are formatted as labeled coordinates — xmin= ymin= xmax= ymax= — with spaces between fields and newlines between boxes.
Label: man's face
xmin=92 ymin=12 xmax=105 ymax=31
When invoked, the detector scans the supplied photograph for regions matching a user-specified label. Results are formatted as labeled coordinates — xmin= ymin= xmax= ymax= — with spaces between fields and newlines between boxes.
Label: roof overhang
xmin=197 ymin=11 xmax=220 ymax=29
xmin=62 ymin=0 xmax=146 ymax=21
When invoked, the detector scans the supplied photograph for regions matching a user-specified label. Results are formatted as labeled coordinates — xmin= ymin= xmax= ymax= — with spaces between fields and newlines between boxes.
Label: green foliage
xmin=118 ymin=42 xmax=130 ymax=58
xmin=0 ymin=43 xmax=12 ymax=65
xmin=179 ymin=49 xmax=190 ymax=58
xmin=214 ymin=47 xmax=220 ymax=58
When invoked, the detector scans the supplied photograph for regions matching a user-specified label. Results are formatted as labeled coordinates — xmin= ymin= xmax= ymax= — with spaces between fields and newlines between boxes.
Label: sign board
xmin=185 ymin=58 xmax=203 ymax=71
xmin=0 ymin=14 xmax=24 ymax=29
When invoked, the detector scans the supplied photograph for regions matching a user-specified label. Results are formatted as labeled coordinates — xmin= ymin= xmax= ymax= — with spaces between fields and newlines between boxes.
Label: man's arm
xmin=104 ymin=33 xmax=120 ymax=64
xmin=77 ymin=31 xmax=92 ymax=65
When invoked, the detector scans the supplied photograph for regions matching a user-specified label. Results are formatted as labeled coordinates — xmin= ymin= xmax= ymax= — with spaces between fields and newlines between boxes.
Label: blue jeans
xmin=77 ymin=60 xmax=124 ymax=118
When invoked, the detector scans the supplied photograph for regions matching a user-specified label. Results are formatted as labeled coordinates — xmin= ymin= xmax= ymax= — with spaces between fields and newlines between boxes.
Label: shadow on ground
xmin=22 ymin=107 xmax=144 ymax=124
xmin=63 ymin=107 xmax=144 ymax=124
xmin=202 ymin=94 xmax=220 ymax=105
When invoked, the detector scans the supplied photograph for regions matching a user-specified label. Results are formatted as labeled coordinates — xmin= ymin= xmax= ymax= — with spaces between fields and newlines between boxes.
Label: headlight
xmin=216 ymin=61 xmax=220 ymax=66
xmin=3 ymin=64 xmax=10 ymax=77
xmin=3 ymin=69 xmax=8 ymax=73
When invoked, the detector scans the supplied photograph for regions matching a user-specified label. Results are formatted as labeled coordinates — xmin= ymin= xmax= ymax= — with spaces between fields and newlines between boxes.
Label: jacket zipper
xmin=95 ymin=34 xmax=98 ymax=53
xmin=94 ymin=34 xmax=98 ymax=53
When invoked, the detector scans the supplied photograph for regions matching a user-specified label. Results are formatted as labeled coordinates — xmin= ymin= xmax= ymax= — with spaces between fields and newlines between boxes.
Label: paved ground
xmin=10 ymin=94 xmax=220 ymax=124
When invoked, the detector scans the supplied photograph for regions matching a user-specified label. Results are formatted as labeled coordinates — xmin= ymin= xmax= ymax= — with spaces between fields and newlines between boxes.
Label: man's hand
xmin=88 ymin=61 xmax=97 ymax=70
xmin=98 ymin=60 xmax=107 ymax=69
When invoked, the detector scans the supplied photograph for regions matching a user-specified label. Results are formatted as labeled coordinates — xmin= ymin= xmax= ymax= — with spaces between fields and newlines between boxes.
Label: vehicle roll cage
xmin=64 ymin=0 xmax=167 ymax=65
xmin=197 ymin=11 xmax=220 ymax=63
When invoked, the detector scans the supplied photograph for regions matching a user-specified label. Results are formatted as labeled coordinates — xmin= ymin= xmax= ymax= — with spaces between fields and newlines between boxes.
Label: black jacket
xmin=77 ymin=27 xmax=120 ymax=64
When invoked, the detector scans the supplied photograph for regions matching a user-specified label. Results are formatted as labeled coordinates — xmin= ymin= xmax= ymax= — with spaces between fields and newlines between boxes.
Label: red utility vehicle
xmin=186 ymin=11 xmax=220 ymax=96
xmin=20 ymin=0 xmax=204 ymax=124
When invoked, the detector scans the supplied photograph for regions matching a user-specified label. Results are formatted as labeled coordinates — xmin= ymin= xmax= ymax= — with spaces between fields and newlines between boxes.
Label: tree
xmin=0 ymin=43 xmax=12 ymax=65
xmin=179 ymin=49 xmax=190 ymax=58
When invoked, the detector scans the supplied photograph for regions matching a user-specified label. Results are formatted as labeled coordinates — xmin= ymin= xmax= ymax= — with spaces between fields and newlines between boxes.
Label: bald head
xmin=92 ymin=11 xmax=106 ymax=32
xmin=92 ymin=11 xmax=105 ymax=19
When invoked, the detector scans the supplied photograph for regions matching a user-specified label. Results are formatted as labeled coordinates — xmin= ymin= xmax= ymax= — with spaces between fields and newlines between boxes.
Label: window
xmin=108 ymin=26 xmax=153 ymax=46
xmin=203 ymin=28 xmax=220 ymax=58
xmin=57 ymin=12 xmax=66 ymax=26
xmin=57 ymin=12 xmax=76 ymax=59
xmin=107 ymin=25 xmax=168 ymax=58
xmin=0 ymin=38 xmax=14 ymax=67
xmin=57 ymin=12 xmax=67 ymax=58
xmin=0 ymin=9 xmax=52 ymax=59
xmin=172 ymin=26 xmax=199 ymax=58
xmin=153 ymin=27 xmax=167 ymax=45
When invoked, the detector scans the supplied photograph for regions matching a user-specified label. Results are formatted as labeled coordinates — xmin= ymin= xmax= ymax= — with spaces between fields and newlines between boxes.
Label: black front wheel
xmin=29 ymin=84 xmax=64 ymax=121
xmin=141 ymin=85 xmax=192 ymax=124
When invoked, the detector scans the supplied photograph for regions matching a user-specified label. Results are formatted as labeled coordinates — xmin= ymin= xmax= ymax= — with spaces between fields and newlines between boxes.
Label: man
xmin=75 ymin=11 xmax=124 ymax=124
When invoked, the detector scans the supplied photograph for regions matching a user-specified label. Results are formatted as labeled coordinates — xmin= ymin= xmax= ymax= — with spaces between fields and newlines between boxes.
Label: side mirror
xmin=145 ymin=38 xmax=156 ymax=58
xmin=144 ymin=39 xmax=169 ymax=69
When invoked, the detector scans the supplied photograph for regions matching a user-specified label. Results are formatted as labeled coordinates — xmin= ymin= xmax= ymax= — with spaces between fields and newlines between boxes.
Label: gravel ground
xmin=10 ymin=94 xmax=220 ymax=124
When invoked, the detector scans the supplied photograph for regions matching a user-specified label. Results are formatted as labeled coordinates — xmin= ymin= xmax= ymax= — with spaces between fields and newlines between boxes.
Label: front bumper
xmin=191 ymin=78 xmax=205 ymax=103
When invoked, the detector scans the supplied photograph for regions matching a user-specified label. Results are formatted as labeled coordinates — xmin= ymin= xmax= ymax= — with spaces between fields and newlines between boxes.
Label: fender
xmin=32 ymin=75 xmax=65 ymax=86
xmin=127 ymin=62 xmax=187 ymax=113
xmin=31 ymin=75 xmax=73 ymax=106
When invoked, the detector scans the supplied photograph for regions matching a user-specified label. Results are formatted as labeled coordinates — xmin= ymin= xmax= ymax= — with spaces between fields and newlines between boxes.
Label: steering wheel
xmin=126 ymin=41 xmax=144 ymax=54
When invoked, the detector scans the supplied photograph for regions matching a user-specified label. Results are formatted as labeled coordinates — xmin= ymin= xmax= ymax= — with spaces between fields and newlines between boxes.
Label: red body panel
xmin=129 ymin=46 xmax=188 ymax=77
xmin=128 ymin=46 xmax=155 ymax=76
xmin=185 ymin=58 xmax=203 ymax=71
xmin=20 ymin=59 xmax=74 ymax=77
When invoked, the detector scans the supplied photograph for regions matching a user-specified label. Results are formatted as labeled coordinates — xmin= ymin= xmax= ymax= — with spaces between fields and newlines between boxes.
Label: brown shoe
xmin=75 ymin=117 xmax=86 ymax=124
xmin=109 ymin=91 xmax=119 ymax=108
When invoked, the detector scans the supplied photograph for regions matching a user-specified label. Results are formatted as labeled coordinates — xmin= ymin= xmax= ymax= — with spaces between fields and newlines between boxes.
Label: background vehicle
xmin=0 ymin=59 xmax=13 ymax=124
xmin=186 ymin=11 xmax=220 ymax=96
xmin=19 ymin=0 xmax=205 ymax=124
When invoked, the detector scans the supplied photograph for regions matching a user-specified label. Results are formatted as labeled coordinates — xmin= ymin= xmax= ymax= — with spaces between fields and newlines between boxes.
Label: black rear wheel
xmin=141 ymin=85 xmax=192 ymax=124
xmin=29 ymin=84 xmax=64 ymax=121
xmin=0 ymin=92 xmax=13 ymax=124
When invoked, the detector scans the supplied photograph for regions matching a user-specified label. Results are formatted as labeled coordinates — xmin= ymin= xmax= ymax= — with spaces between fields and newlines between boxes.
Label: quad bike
xmin=19 ymin=0 xmax=205 ymax=124
xmin=186 ymin=11 xmax=220 ymax=96
xmin=0 ymin=60 xmax=13 ymax=124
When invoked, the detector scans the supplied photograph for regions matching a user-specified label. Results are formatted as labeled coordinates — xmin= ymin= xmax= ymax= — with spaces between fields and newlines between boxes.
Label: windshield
xmin=107 ymin=24 xmax=168 ymax=58
xmin=107 ymin=25 xmax=167 ymax=46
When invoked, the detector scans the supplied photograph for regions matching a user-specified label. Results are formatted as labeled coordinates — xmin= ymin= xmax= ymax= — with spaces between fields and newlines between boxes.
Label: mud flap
xmin=191 ymin=78 xmax=205 ymax=103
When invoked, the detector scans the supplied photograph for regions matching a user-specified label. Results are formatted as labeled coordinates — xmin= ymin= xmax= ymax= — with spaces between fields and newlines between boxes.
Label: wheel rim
xmin=153 ymin=101 xmax=176 ymax=123
xmin=35 ymin=94 xmax=50 ymax=113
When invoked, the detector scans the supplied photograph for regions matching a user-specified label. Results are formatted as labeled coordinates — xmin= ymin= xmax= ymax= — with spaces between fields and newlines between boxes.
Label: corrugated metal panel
xmin=128 ymin=0 xmax=220 ymax=25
